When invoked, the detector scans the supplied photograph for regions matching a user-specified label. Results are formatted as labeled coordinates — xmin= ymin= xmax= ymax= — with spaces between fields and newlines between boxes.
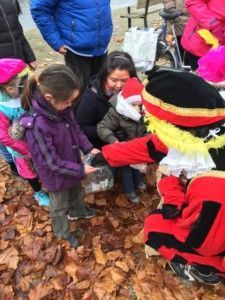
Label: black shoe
xmin=168 ymin=262 xmax=195 ymax=281
xmin=137 ymin=182 xmax=147 ymax=192
xmin=68 ymin=207 xmax=97 ymax=220
xmin=66 ymin=235 xmax=79 ymax=248
xmin=126 ymin=192 xmax=140 ymax=204
xmin=189 ymin=266 xmax=221 ymax=286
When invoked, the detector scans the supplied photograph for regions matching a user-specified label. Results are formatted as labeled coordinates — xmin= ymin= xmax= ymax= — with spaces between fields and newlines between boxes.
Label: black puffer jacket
xmin=76 ymin=77 xmax=111 ymax=149
xmin=0 ymin=0 xmax=36 ymax=63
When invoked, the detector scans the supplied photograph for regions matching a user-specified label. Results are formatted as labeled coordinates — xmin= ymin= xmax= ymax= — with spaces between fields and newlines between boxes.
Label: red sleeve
xmin=158 ymin=176 xmax=186 ymax=209
xmin=0 ymin=113 xmax=30 ymax=156
xmin=102 ymin=134 xmax=167 ymax=167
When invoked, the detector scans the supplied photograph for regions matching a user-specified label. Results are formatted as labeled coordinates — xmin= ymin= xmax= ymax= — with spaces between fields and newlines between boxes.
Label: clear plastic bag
xmin=82 ymin=153 xmax=114 ymax=194
xmin=122 ymin=27 xmax=158 ymax=71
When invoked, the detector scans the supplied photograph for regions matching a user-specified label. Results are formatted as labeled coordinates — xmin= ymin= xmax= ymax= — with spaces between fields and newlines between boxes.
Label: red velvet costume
xmin=103 ymin=133 xmax=225 ymax=273
xmin=102 ymin=70 xmax=225 ymax=275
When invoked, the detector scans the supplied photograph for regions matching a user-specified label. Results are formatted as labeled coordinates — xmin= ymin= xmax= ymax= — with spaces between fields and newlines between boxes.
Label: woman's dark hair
xmin=21 ymin=64 xmax=81 ymax=111
xmin=96 ymin=51 xmax=137 ymax=98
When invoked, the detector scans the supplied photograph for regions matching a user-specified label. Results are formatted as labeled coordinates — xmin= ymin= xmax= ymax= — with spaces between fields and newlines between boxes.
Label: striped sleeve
xmin=33 ymin=127 xmax=85 ymax=179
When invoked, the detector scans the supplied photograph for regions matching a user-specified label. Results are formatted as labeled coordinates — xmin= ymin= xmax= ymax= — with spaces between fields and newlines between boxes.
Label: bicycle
xmin=122 ymin=8 xmax=191 ymax=73
xmin=155 ymin=8 xmax=191 ymax=71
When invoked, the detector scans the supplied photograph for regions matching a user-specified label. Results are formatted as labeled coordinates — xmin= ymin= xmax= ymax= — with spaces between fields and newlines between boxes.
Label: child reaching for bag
xmin=0 ymin=58 xmax=49 ymax=206
xmin=21 ymin=64 xmax=99 ymax=248
xmin=97 ymin=77 xmax=147 ymax=203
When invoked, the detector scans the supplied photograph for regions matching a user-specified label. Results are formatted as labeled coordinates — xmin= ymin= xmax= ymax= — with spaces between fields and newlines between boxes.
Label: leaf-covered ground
xmin=0 ymin=160 xmax=225 ymax=300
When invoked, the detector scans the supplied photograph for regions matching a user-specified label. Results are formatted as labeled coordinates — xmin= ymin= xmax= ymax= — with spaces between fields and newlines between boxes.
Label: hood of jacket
xmin=22 ymin=89 xmax=74 ymax=129
xmin=108 ymin=94 xmax=118 ymax=108
xmin=88 ymin=76 xmax=112 ymax=103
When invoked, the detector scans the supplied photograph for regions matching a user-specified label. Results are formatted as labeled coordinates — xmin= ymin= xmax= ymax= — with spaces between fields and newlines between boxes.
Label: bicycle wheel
xmin=155 ymin=40 xmax=177 ymax=69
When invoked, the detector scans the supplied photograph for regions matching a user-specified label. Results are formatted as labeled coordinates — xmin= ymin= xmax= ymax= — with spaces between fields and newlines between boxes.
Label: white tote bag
xmin=122 ymin=27 xmax=158 ymax=71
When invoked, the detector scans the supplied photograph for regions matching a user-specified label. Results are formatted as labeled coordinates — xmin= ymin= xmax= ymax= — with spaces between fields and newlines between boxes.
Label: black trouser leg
xmin=185 ymin=52 xmax=200 ymax=71
xmin=27 ymin=178 xmax=41 ymax=192
xmin=65 ymin=51 xmax=107 ymax=89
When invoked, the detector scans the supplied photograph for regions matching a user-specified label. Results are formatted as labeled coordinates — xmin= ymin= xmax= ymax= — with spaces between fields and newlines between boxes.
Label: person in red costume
xmin=101 ymin=69 xmax=225 ymax=285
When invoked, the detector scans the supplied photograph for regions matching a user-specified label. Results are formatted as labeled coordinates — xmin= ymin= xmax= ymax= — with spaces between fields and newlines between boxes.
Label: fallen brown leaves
xmin=0 ymin=159 xmax=224 ymax=299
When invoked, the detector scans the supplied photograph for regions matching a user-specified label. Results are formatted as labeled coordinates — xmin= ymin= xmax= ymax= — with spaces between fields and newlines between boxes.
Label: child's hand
xmin=84 ymin=165 xmax=97 ymax=175
xmin=90 ymin=148 xmax=100 ymax=155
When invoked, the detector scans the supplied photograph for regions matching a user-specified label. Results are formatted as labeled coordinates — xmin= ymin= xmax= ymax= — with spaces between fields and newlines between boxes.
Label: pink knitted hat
xmin=198 ymin=46 xmax=225 ymax=83
xmin=0 ymin=58 xmax=27 ymax=84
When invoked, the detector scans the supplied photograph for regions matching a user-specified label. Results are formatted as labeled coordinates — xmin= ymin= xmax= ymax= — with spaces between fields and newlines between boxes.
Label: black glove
xmin=162 ymin=204 xmax=181 ymax=219
xmin=90 ymin=153 xmax=108 ymax=167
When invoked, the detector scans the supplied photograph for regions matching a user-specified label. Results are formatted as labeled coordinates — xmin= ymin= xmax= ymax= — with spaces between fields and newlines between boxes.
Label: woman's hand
xmin=90 ymin=148 xmax=101 ymax=155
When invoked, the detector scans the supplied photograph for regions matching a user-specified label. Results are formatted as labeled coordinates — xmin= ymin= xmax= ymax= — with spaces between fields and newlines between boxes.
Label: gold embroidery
xmin=142 ymin=89 xmax=225 ymax=118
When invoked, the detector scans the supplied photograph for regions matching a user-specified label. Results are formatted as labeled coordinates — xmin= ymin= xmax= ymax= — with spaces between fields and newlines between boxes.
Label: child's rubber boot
xmin=34 ymin=190 xmax=50 ymax=207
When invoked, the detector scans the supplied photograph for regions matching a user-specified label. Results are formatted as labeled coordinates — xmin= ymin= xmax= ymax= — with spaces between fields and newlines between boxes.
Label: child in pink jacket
xmin=181 ymin=0 xmax=225 ymax=70
xmin=0 ymin=58 xmax=49 ymax=206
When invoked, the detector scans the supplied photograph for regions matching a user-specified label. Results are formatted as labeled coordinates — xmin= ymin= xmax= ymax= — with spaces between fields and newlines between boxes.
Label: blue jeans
xmin=0 ymin=144 xmax=13 ymax=163
xmin=120 ymin=166 xmax=143 ymax=195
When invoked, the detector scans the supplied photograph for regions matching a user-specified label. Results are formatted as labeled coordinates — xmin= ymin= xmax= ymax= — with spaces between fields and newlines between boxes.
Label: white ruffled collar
xmin=159 ymin=147 xmax=216 ymax=179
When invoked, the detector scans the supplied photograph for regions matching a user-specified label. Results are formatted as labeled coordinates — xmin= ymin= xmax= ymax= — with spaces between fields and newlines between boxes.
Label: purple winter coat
xmin=21 ymin=91 xmax=93 ymax=192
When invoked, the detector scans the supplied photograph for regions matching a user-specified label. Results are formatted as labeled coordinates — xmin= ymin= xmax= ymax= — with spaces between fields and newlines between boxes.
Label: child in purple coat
xmin=21 ymin=64 xmax=99 ymax=248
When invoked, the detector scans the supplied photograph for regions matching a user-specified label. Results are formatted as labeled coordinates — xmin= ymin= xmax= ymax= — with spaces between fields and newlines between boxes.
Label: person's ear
xmin=44 ymin=93 xmax=54 ymax=102
xmin=5 ymin=86 xmax=15 ymax=96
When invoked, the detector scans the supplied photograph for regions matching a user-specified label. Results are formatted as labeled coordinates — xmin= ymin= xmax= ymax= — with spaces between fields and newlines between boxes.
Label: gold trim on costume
xmin=142 ymin=89 xmax=225 ymax=118
xmin=188 ymin=170 xmax=225 ymax=189
xmin=194 ymin=170 xmax=225 ymax=179
xmin=145 ymin=115 xmax=225 ymax=154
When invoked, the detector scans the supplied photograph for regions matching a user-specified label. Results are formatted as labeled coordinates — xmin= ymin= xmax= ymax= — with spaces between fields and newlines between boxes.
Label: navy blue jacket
xmin=30 ymin=0 xmax=113 ymax=56
xmin=76 ymin=77 xmax=111 ymax=149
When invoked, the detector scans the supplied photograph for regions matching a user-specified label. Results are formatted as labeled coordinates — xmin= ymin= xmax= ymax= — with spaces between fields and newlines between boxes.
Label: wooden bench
xmin=120 ymin=0 xmax=162 ymax=28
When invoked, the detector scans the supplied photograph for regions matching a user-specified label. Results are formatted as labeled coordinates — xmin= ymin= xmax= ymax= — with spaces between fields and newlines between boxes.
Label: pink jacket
xmin=0 ymin=112 xmax=29 ymax=156
xmin=181 ymin=0 xmax=225 ymax=57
